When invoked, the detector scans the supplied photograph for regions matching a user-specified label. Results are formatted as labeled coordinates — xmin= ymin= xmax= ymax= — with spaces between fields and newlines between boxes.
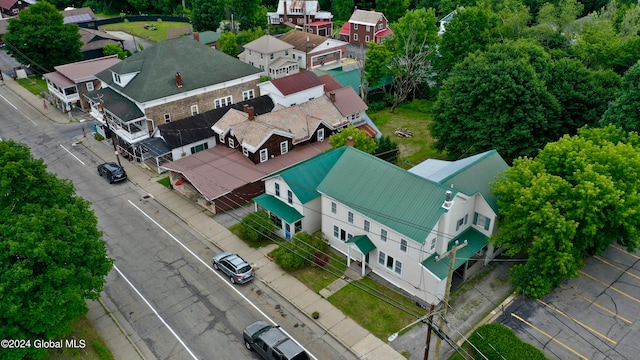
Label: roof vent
xmin=442 ymin=190 xmax=453 ymax=210
xmin=175 ymin=72 xmax=183 ymax=88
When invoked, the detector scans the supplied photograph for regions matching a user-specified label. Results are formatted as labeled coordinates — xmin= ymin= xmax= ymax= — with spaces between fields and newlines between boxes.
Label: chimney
xmin=442 ymin=190 xmax=453 ymax=209
xmin=193 ymin=32 xmax=200 ymax=42
xmin=346 ymin=136 xmax=354 ymax=147
xmin=246 ymin=106 xmax=255 ymax=120
xmin=329 ymin=91 xmax=336 ymax=102
xmin=175 ymin=72 xmax=183 ymax=88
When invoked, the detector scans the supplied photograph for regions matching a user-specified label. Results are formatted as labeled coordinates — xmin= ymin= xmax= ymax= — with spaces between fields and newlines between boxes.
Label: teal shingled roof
xmin=421 ymin=227 xmax=487 ymax=280
xmin=276 ymin=147 xmax=346 ymax=204
xmin=317 ymin=147 xmax=454 ymax=244
xmin=96 ymin=36 xmax=261 ymax=103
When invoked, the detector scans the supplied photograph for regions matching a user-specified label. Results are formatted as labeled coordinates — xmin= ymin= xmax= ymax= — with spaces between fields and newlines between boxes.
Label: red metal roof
xmin=270 ymin=71 xmax=324 ymax=96
xmin=306 ymin=21 xmax=331 ymax=26
xmin=357 ymin=123 xmax=378 ymax=137
xmin=162 ymin=141 xmax=332 ymax=201
xmin=339 ymin=22 xmax=350 ymax=35
xmin=375 ymin=28 xmax=393 ymax=37
xmin=318 ymin=74 xmax=342 ymax=93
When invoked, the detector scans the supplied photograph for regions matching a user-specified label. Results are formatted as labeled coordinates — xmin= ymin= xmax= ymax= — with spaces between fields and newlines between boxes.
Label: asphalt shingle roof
xmin=95 ymin=36 xmax=261 ymax=103
xmin=243 ymin=35 xmax=293 ymax=53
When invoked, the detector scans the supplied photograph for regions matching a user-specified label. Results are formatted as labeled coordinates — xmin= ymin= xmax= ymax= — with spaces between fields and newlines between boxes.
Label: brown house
xmin=339 ymin=9 xmax=393 ymax=45
xmin=0 ymin=0 xmax=29 ymax=17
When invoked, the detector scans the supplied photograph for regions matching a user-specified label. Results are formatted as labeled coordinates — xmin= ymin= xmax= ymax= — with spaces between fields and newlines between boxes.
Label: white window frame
xmin=380 ymin=228 xmax=388 ymax=242
xmin=333 ymin=225 xmax=339 ymax=238
xmin=164 ymin=113 xmax=171 ymax=123
xmin=113 ymin=73 xmax=121 ymax=84
xmin=287 ymin=190 xmax=293 ymax=204
xmin=242 ymin=147 xmax=249 ymax=156
xmin=317 ymin=128 xmax=324 ymax=142
xmin=354 ymin=24 xmax=358 ymax=30
xmin=214 ymin=96 xmax=232 ymax=109
xmin=474 ymin=212 xmax=492 ymax=231
xmin=280 ymin=141 xmax=288 ymax=154
xmin=260 ymin=149 xmax=268 ymax=163
xmin=243 ymin=89 xmax=255 ymax=101
xmin=378 ymin=251 xmax=402 ymax=275
xmin=331 ymin=202 xmax=337 ymax=214
xmin=430 ymin=238 xmax=436 ymax=251
xmin=348 ymin=211 xmax=354 ymax=224
xmin=219 ymin=134 xmax=225 ymax=143
xmin=86 ymin=82 xmax=94 ymax=91
xmin=365 ymin=35 xmax=370 ymax=43
xmin=400 ymin=239 xmax=407 ymax=253
xmin=228 ymin=138 xmax=235 ymax=148
xmin=275 ymin=183 xmax=280 ymax=197
xmin=354 ymin=34 xmax=359 ymax=41
xmin=191 ymin=104 xmax=199 ymax=115
xmin=364 ymin=220 xmax=370 ymax=232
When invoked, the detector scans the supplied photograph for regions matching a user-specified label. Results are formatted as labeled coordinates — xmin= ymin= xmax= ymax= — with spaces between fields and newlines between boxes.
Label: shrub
xmin=311 ymin=311 xmax=319 ymax=319
xmin=272 ymin=246 xmax=305 ymax=270
xmin=467 ymin=324 xmax=548 ymax=360
xmin=273 ymin=232 xmax=329 ymax=271
xmin=94 ymin=133 xmax=104 ymax=141
xmin=239 ymin=210 xmax=277 ymax=243
xmin=367 ymin=101 xmax=388 ymax=112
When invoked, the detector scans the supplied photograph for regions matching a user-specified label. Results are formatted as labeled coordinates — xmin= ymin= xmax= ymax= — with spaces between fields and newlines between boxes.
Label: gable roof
xmin=349 ymin=9 xmax=386 ymax=26
xmin=269 ymin=71 xmax=324 ymax=96
xmin=421 ymin=227 xmax=488 ymax=280
xmin=243 ymin=35 xmax=293 ymax=53
xmin=318 ymin=147 xmax=454 ymax=243
xmin=0 ymin=0 xmax=20 ymax=10
xmin=49 ymin=55 xmax=121 ymax=83
xmin=408 ymin=150 xmax=508 ymax=214
xmin=318 ymin=74 xmax=342 ymax=93
xmin=158 ymin=95 xmax=274 ymax=149
xmin=339 ymin=22 xmax=350 ymax=36
xmin=197 ymin=30 xmax=221 ymax=45
xmin=273 ymin=147 xmax=347 ymax=204
xmin=279 ymin=30 xmax=341 ymax=52
xmin=84 ymin=87 xmax=145 ymax=122
xmin=80 ymin=28 xmax=124 ymax=52
xmin=328 ymin=86 xmax=367 ymax=116
xmin=314 ymin=66 xmax=392 ymax=95
xmin=62 ymin=7 xmax=96 ymax=24
xmin=276 ymin=0 xmax=321 ymax=16
xmin=95 ymin=36 xmax=262 ymax=103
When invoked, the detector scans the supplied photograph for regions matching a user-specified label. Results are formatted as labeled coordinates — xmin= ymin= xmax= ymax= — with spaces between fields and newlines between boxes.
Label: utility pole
xmin=424 ymin=303 xmax=436 ymax=360
xmin=433 ymin=240 xmax=467 ymax=360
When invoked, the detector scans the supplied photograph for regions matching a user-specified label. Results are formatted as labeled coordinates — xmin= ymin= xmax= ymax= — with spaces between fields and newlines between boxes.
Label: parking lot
xmin=499 ymin=244 xmax=640 ymax=360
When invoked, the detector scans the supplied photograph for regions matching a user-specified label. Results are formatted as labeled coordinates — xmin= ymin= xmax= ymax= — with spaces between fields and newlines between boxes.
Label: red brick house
xmin=267 ymin=0 xmax=333 ymax=37
xmin=339 ymin=9 xmax=393 ymax=45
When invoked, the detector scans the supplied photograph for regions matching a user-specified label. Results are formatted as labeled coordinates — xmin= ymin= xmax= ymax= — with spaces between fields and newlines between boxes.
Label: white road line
xmin=127 ymin=200 xmax=318 ymax=360
xmin=59 ymin=144 xmax=85 ymax=165
xmin=113 ymin=265 xmax=199 ymax=360
xmin=0 ymin=93 xmax=18 ymax=109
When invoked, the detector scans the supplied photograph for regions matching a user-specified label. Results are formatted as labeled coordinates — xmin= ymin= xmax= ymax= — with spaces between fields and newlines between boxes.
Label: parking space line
xmin=536 ymin=299 xmax=617 ymax=345
xmin=559 ymin=285 xmax=632 ymax=324
xmin=511 ymin=313 xmax=589 ymax=360
xmin=611 ymin=244 xmax=640 ymax=260
xmin=594 ymin=255 xmax=640 ymax=281
xmin=579 ymin=270 xmax=640 ymax=304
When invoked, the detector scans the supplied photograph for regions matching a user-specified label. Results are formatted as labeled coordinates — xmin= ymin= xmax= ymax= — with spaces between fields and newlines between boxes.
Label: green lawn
xmin=289 ymin=253 xmax=348 ymax=293
xmin=16 ymin=76 xmax=48 ymax=98
xmin=47 ymin=314 xmax=114 ymax=360
xmin=369 ymin=99 xmax=445 ymax=168
xmin=157 ymin=176 xmax=171 ymax=188
xmin=99 ymin=21 xmax=191 ymax=43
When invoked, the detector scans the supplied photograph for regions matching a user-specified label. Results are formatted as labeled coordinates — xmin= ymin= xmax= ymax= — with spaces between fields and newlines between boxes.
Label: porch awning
xmin=346 ymin=235 xmax=376 ymax=255
xmin=421 ymin=227 xmax=488 ymax=280
xmin=253 ymin=194 xmax=303 ymax=224
xmin=138 ymin=137 xmax=171 ymax=157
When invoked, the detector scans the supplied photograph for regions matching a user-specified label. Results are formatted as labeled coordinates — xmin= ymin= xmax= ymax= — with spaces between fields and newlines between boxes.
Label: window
xmin=164 ymin=113 xmax=171 ymax=123
xmin=228 ymin=138 xmax=235 ymax=148
xmin=400 ymin=239 xmax=407 ymax=253
xmin=280 ymin=141 xmax=288 ymax=154
xmin=333 ymin=225 xmax=339 ymax=238
xmin=260 ymin=53 xmax=264 ymax=59
xmin=378 ymin=251 xmax=385 ymax=265
xmin=219 ymin=134 xmax=225 ymax=143
xmin=317 ymin=128 xmax=324 ymax=142
xmin=364 ymin=220 xmax=370 ymax=232
xmin=190 ymin=142 xmax=209 ymax=154
xmin=331 ymin=202 xmax=337 ymax=214
xmin=365 ymin=35 xmax=370 ymax=42
xmin=270 ymin=53 xmax=274 ymax=59
xmin=191 ymin=105 xmax=199 ymax=115
xmin=249 ymin=50 xmax=252 ymax=55
xmin=295 ymin=220 xmax=302 ymax=233
xmin=354 ymin=34 xmax=359 ymax=41
xmin=214 ymin=96 xmax=232 ymax=108
xmin=260 ymin=149 xmax=268 ymax=163
xmin=113 ymin=73 xmax=121 ymax=84
xmin=259 ymin=65 xmax=264 ymax=70
xmin=430 ymin=238 xmax=436 ymax=251
xmin=287 ymin=190 xmax=293 ymax=204
xmin=394 ymin=260 xmax=403 ymax=275
xmin=275 ymin=183 xmax=280 ymax=197
xmin=285 ymin=50 xmax=289 ymax=56
xmin=348 ymin=211 xmax=354 ymax=224
xmin=378 ymin=251 xmax=402 ymax=275
xmin=86 ymin=82 xmax=94 ymax=91
xmin=366 ymin=25 xmax=370 ymax=32
xmin=242 ymin=147 xmax=249 ymax=156
xmin=456 ymin=218 xmax=464 ymax=231
xmin=381 ymin=229 xmax=388 ymax=242
xmin=473 ymin=212 xmax=492 ymax=231
xmin=354 ymin=24 xmax=358 ymax=30
xmin=243 ymin=89 xmax=255 ymax=101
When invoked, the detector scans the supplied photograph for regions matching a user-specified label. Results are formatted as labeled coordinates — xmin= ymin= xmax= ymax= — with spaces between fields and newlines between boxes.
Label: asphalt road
xmin=0 ymin=85 xmax=346 ymax=359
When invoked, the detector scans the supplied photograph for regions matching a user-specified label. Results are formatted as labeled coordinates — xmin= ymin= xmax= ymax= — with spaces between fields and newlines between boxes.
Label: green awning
xmin=421 ymin=227 xmax=488 ymax=280
xmin=253 ymin=194 xmax=304 ymax=224
xmin=346 ymin=235 xmax=376 ymax=255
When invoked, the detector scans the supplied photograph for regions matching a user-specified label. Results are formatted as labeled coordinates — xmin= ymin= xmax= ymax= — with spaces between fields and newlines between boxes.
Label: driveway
xmin=103 ymin=30 xmax=156 ymax=53
xmin=499 ymin=244 xmax=640 ymax=360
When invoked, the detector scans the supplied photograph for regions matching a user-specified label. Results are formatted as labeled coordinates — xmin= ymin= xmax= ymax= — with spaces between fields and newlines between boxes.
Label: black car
xmin=212 ymin=252 xmax=255 ymax=284
xmin=97 ymin=162 xmax=127 ymax=183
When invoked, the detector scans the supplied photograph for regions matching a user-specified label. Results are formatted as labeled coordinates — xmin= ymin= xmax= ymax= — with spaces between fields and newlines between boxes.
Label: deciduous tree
xmin=376 ymin=0 xmax=410 ymax=22
xmin=192 ymin=0 xmax=229 ymax=31
xmin=329 ymin=126 xmax=377 ymax=153
xmin=0 ymin=141 xmax=113 ymax=360
xmin=600 ymin=62 xmax=640 ymax=131
xmin=218 ymin=31 xmax=240 ymax=56
xmin=3 ymin=2 xmax=82 ymax=72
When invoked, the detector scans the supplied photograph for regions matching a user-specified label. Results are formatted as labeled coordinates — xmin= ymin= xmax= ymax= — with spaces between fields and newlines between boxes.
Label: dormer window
xmin=113 ymin=73 xmax=121 ymax=85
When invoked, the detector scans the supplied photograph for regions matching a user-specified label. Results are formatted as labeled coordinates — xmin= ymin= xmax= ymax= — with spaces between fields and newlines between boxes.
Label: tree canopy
xmin=491 ymin=126 xmax=640 ymax=298
xmin=0 ymin=141 xmax=113 ymax=359
xmin=3 ymin=2 xmax=82 ymax=72
xmin=329 ymin=126 xmax=377 ymax=154
xmin=600 ymin=61 xmax=640 ymax=131
xmin=192 ymin=0 xmax=228 ymax=31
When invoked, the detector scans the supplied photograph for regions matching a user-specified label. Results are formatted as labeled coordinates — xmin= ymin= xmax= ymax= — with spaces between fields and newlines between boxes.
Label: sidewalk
xmin=1 ymin=76 xmax=405 ymax=359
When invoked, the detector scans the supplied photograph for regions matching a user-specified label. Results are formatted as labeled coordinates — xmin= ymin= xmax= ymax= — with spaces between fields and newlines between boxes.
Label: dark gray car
xmin=243 ymin=321 xmax=310 ymax=360
xmin=97 ymin=162 xmax=127 ymax=183
xmin=212 ymin=252 xmax=254 ymax=284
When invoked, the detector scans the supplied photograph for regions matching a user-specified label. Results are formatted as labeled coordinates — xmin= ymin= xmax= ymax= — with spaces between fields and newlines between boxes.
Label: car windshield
xmin=238 ymin=265 xmax=252 ymax=274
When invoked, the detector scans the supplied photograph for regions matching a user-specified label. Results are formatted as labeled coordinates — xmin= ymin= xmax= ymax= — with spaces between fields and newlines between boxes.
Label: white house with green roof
xmin=253 ymin=146 xmax=508 ymax=306
xmin=85 ymin=35 xmax=262 ymax=161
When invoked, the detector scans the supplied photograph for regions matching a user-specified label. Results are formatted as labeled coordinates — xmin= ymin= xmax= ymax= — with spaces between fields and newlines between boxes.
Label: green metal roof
xmin=346 ymin=235 xmax=376 ymax=255
xmin=317 ymin=147 xmax=454 ymax=244
xmin=198 ymin=31 xmax=221 ymax=45
xmin=253 ymin=194 xmax=304 ymax=224
xmin=438 ymin=150 xmax=508 ymax=214
xmin=96 ymin=36 xmax=261 ymax=103
xmin=421 ymin=227 xmax=488 ymax=280
xmin=276 ymin=147 xmax=346 ymax=204
xmin=313 ymin=67 xmax=392 ymax=95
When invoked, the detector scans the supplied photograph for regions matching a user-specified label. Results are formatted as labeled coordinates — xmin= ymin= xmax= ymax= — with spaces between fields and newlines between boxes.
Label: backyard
xmin=99 ymin=20 xmax=191 ymax=43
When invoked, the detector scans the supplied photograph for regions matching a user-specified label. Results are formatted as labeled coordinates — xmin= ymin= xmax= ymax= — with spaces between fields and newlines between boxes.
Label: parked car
xmin=212 ymin=252 xmax=254 ymax=284
xmin=243 ymin=321 xmax=310 ymax=360
xmin=97 ymin=162 xmax=127 ymax=183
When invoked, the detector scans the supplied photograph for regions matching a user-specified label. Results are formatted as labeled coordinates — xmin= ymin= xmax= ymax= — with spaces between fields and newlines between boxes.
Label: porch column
xmin=347 ymin=245 xmax=351 ymax=267
xmin=361 ymin=253 xmax=365 ymax=277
